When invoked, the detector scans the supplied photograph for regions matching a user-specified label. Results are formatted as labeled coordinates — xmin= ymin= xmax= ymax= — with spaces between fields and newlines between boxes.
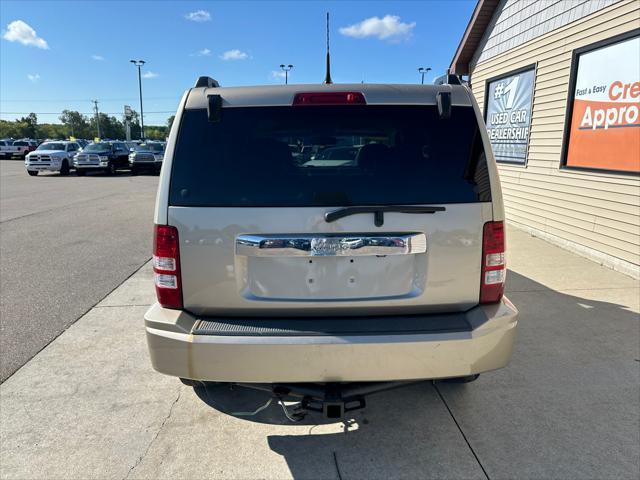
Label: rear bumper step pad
xmin=191 ymin=313 xmax=471 ymax=336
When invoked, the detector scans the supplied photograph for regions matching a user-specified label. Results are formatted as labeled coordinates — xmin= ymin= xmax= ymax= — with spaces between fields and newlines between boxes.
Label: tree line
xmin=0 ymin=110 xmax=175 ymax=141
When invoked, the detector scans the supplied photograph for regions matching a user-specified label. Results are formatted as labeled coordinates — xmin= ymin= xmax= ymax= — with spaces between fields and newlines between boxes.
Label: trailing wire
xmin=231 ymin=398 xmax=274 ymax=417
xmin=196 ymin=381 xmax=306 ymax=422
xmin=276 ymin=395 xmax=306 ymax=423
xmin=197 ymin=381 xmax=271 ymax=416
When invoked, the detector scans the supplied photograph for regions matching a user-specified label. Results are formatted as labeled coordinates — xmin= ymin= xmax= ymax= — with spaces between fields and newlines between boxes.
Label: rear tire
xmin=440 ymin=374 xmax=480 ymax=384
xmin=27 ymin=170 xmax=38 ymax=176
xmin=60 ymin=160 xmax=70 ymax=176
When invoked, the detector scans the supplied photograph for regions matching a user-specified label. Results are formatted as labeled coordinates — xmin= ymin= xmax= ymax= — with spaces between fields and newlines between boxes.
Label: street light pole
xmin=130 ymin=59 xmax=146 ymax=140
xmin=418 ymin=67 xmax=432 ymax=85
xmin=279 ymin=64 xmax=293 ymax=84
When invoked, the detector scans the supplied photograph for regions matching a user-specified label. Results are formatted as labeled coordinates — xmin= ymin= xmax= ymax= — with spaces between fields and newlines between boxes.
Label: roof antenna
xmin=323 ymin=12 xmax=333 ymax=84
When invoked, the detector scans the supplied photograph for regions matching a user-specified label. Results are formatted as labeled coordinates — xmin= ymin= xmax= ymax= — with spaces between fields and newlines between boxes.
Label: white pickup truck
xmin=0 ymin=140 xmax=30 ymax=159
xmin=25 ymin=141 xmax=80 ymax=176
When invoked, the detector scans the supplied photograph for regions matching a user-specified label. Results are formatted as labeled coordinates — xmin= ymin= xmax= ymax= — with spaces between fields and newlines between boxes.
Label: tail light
xmin=153 ymin=225 xmax=183 ymax=309
xmin=480 ymin=221 xmax=505 ymax=304
xmin=293 ymin=92 xmax=366 ymax=106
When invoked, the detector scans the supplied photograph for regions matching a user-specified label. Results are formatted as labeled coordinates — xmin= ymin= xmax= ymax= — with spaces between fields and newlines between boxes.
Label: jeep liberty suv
xmin=145 ymin=77 xmax=518 ymax=389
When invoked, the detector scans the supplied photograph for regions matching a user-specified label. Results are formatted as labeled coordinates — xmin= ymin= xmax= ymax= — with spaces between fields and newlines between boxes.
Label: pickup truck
xmin=128 ymin=142 xmax=165 ymax=174
xmin=25 ymin=141 xmax=80 ymax=176
xmin=0 ymin=140 xmax=30 ymax=159
xmin=74 ymin=141 xmax=130 ymax=175
xmin=11 ymin=140 xmax=38 ymax=158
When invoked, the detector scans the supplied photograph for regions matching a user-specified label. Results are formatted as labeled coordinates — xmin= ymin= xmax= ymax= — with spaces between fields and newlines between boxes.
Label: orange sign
xmin=565 ymin=35 xmax=640 ymax=173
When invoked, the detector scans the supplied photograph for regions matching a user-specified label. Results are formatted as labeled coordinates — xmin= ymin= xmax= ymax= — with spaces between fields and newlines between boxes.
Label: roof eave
xmin=449 ymin=0 xmax=500 ymax=75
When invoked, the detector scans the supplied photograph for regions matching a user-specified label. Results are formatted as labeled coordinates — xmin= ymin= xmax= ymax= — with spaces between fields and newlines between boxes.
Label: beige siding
xmin=470 ymin=0 xmax=620 ymax=67
xmin=470 ymin=0 xmax=640 ymax=275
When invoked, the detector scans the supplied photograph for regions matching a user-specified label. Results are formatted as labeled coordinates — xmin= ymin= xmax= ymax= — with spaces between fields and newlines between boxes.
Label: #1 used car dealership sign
xmin=564 ymin=34 xmax=640 ymax=173
xmin=485 ymin=67 xmax=535 ymax=165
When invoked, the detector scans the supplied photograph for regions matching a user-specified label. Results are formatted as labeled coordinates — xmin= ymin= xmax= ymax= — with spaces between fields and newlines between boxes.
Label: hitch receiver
xmin=238 ymin=381 xmax=415 ymax=420
xmin=301 ymin=383 xmax=367 ymax=418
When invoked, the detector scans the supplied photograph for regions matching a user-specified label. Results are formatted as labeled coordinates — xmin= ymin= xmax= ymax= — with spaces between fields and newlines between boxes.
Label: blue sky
xmin=0 ymin=1 xmax=475 ymax=125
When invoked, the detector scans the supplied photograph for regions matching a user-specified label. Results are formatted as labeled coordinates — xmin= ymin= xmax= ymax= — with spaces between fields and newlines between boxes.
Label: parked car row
xmin=0 ymin=139 xmax=38 ymax=159
xmin=24 ymin=140 xmax=166 ymax=176
xmin=0 ymin=138 xmax=93 ymax=159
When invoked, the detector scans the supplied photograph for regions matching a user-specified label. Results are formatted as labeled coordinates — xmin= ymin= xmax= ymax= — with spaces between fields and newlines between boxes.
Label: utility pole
xmin=92 ymin=99 xmax=101 ymax=139
xmin=418 ymin=67 xmax=432 ymax=85
xmin=279 ymin=64 xmax=293 ymax=84
xmin=130 ymin=60 xmax=146 ymax=140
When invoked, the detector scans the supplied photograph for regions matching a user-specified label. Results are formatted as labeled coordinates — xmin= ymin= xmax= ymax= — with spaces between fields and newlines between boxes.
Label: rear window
xmin=85 ymin=142 xmax=112 ymax=151
xmin=137 ymin=143 xmax=164 ymax=152
xmin=37 ymin=142 xmax=65 ymax=151
xmin=170 ymin=105 xmax=490 ymax=207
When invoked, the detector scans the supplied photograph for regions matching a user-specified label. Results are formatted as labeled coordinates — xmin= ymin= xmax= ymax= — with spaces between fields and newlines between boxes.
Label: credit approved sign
xmin=565 ymin=34 xmax=640 ymax=173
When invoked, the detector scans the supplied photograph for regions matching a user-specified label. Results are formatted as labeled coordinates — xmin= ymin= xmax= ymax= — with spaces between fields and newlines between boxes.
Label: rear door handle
xmin=236 ymin=233 xmax=427 ymax=257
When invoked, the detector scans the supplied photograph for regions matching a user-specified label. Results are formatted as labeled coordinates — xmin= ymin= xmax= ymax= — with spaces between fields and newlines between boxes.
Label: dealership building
xmin=451 ymin=0 xmax=640 ymax=277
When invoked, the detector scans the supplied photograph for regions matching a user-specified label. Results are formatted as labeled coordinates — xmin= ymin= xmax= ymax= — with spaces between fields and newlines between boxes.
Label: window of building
xmin=484 ymin=65 xmax=536 ymax=166
xmin=561 ymin=30 xmax=640 ymax=174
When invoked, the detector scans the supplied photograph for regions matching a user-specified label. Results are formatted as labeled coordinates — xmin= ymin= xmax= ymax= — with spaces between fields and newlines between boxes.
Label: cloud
xmin=27 ymin=73 xmax=40 ymax=83
xmin=270 ymin=71 xmax=286 ymax=80
xmin=185 ymin=10 xmax=211 ymax=22
xmin=142 ymin=71 xmax=158 ymax=79
xmin=220 ymin=49 xmax=249 ymax=61
xmin=339 ymin=15 xmax=416 ymax=40
xmin=3 ymin=20 xmax=49 ymax=49
xmin=190 ymin=48 xmax=211 ymax=57
xmin=91 ymin=54 xmax=104 ymax=61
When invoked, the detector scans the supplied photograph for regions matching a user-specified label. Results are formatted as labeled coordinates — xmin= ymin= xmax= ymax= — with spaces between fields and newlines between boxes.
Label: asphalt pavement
xmin=1 ymin=226 xmax=638 ymax=479
xmin=0 ymin=160 xmax=158 ymax=381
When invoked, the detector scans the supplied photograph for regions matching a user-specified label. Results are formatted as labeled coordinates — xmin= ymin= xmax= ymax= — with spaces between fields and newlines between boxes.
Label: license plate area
xmin=236 ymin=233 xmax=427 ymax=301
xmin=239 ymin=254 xmax=424 ymax=301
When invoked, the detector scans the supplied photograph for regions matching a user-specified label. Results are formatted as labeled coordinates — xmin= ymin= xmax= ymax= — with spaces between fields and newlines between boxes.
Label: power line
xmin=0 ymin=111 xmax=174 ymax=115
xmin=0 ymin=96 xmax=179 ymax=102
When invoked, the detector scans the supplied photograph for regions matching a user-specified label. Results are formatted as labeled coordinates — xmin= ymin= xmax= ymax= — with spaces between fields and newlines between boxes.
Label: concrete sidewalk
xmin=1 ymin=226 xmax=638 ymax=479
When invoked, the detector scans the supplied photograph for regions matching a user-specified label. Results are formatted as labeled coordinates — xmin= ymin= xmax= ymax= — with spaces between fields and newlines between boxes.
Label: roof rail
xmin=194 ymin=76 xmax=221 ymax=88
xmin=433 ymin=73 xmax=462 ymax=86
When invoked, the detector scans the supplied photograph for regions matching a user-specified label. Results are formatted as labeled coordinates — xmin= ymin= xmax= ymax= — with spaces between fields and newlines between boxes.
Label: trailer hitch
xmin=240 ymin=381 xmax=414 ymax=420
xmin=301 ymin=383 xmax=366 ymax=419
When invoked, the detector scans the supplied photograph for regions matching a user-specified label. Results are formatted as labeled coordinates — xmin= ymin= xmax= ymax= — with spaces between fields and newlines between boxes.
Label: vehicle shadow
xmin=29 ymin=170 xmax=159 ymax=178
xmin=188 ymin=269 xmax=639 ymax=479
xmin=192 ymin=380 xmax=481 ymax=478
xmin=193 ymin=381 xmax=358 ymax=426
xmin=76 ymin=170 xmax=157 ymax=177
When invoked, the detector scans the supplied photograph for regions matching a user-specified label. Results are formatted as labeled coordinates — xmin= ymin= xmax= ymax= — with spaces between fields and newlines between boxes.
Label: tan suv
xmin=145 ymin=77 xmax=518 ymax=399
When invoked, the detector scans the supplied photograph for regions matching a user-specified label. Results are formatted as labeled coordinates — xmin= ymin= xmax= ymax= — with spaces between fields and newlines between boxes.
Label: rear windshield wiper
xmin=325 ymin=205 xmax=446 ymax=227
